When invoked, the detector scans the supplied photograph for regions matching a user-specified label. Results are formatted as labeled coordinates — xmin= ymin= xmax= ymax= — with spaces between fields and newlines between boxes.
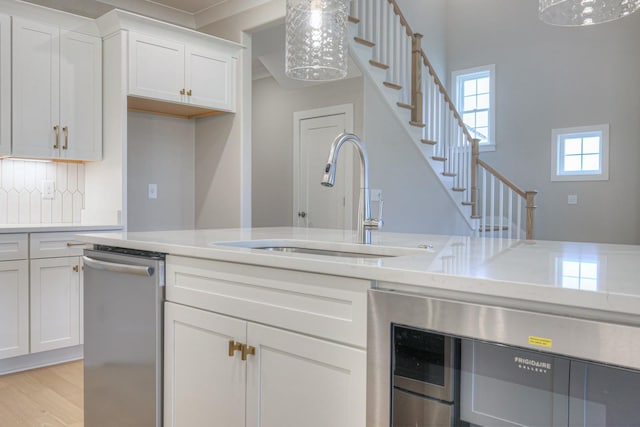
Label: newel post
xmin=411 ymin=33 xmax=423 ymax=123
xmin=525 ymin=191 xmax=537 ymax=240
xmin=470 ymin=138 xmax=480 ymax=219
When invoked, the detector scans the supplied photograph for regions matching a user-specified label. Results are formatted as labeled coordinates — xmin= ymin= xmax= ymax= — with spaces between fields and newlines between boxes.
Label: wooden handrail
xmin=387 ymin=0 xmax=414 ymax=37
xmin=477 ymin=159 xmax=526 ymax=198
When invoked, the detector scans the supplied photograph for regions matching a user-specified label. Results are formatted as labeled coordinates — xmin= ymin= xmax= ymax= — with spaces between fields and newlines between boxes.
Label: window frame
xmin=451 ymin=64 xmax=496 ymax=152
xmin=550 ymin=124 xmax=609 ymax=182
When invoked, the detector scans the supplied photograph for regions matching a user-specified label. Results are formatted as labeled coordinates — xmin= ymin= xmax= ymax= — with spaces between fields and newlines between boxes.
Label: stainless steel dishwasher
xmin=83 ymin=246 xmax=165 ymax=427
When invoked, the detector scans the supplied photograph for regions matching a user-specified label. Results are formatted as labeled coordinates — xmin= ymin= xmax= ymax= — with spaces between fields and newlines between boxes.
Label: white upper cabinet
xmin=59 ymin=30 xmax=102 ymax=161
xmin=129 ymin=32 xmax=185 ymax=104
xmin=185 ymin=45 xmax=235 ymax=111
xmin=0 ymin=14 xmax=10 ymax=156
xmin=128 ymin=31 xmax=236 ymax=113
xmin=12 ymin=17 xmax=101 ymax=161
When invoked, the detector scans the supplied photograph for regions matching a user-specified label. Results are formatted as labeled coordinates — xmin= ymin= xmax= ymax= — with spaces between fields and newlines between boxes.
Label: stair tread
xmin=452 ymin=187 xmax=466 ymax=192
xmin=479 ymin=225 xmax=509 ymax=231
xmin=383 ymin=81 xmax=402 ymax=90
xmin=348 ymin=15 xmax=360 ymax=23
xmin=369 ymin=59 xmax=390 ymax=70
xmin=409 ymin=121 xmax=426 ymax=128
xmin=442 ymin=172 xmax=457 ymax=177
xmin=397 ymin=102 xmax=414 ymax=110
xmin=432 ymin=156 xmax=447 ymax=161
xmin=461 ymin=201 xmax=474 ymax=206
xmin=354 ymin=37 xmax=374 ymax=47
xmin=421 ymin=139 xmax=437 ymax=145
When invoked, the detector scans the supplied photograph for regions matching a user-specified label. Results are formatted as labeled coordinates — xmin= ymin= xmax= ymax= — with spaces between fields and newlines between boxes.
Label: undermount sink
xmin=254 ymin=246 xmax=394 ymax=258
xmin=213 ymin=239 xmax=431 ymax=259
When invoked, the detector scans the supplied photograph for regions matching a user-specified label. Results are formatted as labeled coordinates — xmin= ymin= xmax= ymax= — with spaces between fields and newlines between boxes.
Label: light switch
xmin=148 ymin=184 xmax=158 ymax=199
xmin=568 ymin=194 xmax=578 ymax=205
xmin=42 ymin=180 xmax=55 ymax=199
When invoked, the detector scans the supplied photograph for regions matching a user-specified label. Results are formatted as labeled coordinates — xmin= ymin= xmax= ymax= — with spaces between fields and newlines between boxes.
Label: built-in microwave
xmin=368 ymin=288 xmax=640 ymax=427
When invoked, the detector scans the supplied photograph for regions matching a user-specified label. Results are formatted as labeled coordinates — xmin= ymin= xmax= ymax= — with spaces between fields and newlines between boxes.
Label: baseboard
xmin=0 ymin=345 xmax=83 ymax=375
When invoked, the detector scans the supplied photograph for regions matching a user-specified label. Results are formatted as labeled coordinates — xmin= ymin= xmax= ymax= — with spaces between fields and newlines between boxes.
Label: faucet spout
xmin=320 ymin=132 xmax=382 ymax=244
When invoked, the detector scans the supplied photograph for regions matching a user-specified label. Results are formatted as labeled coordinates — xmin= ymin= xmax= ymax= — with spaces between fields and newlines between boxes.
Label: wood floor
xmin=0 ymin=360 xmax=83 ymax=427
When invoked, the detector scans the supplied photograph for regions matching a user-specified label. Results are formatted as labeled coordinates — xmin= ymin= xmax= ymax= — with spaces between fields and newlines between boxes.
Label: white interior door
xmin=294 ymin=104 xmax=354 ymax=230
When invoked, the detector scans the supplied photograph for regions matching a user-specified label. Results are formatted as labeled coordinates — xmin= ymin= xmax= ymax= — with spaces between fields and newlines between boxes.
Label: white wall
xmin=251 ymin=76 xmax=364 ymax=227
xmin=127 ymin=112 xmax=195 ymax=231
xmin=446 ymin=0 xmax=640 ymax=244
xmin=363 ymin=78 xmax=471 ymax=235
xmin=396 ymin=0 xmax=447 ymax=79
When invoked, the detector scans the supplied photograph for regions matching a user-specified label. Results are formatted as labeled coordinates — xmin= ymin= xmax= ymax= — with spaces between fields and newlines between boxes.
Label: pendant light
xmin=285 ymin=0 xmax=349 ymax=81
xmin=539 ymin=0 xmax=640 ymax=26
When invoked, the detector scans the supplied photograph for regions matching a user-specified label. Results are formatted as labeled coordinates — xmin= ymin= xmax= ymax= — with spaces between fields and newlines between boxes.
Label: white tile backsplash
xmin=0 ymin=159 xmax=85 ymax=224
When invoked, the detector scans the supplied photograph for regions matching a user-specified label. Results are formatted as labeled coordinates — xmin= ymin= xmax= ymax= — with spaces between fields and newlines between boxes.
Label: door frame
xmin=292 ymin=103 xmax=355 ymax=228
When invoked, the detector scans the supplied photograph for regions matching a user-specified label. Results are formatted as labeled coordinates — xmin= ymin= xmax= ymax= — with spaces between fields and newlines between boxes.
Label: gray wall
xmin=127 ymin=112 xmax=195 ymax=231
xmin=363 ymin=79 xmax=471 ymax=235
xmin=445 ymin=0 xmax=640 ymax=244
xmin=251 ymin=76 xmax=364 ymax=227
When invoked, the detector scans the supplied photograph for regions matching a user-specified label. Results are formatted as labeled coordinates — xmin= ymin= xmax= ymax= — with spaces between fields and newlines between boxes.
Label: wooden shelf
xmin=127 ymin=96 xmax=227 ymax=119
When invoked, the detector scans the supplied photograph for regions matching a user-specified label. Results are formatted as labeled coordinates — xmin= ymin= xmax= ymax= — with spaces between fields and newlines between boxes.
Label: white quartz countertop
xmin=76 ymin=227 xmax=640 ymax=324
xmin=0 ymin=224 xmax=122 ymax=234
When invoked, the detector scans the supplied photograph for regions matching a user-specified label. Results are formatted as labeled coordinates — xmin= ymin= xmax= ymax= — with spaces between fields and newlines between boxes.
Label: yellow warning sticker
xmin=528 ymin=336 xmax=553 ymax=348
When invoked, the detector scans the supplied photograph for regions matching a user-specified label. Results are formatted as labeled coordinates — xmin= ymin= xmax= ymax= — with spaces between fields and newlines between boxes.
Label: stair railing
xmin=349 ymin=0 xmax=537 ymax=239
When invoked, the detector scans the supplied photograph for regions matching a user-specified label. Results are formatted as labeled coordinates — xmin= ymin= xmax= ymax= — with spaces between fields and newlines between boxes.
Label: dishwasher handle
xmin=83 ymin=256 xmax=154 ymax=277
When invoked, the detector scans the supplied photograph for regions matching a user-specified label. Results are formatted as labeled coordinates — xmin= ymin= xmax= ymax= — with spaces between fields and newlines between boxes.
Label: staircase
xmin=346 ymin=0 xmax=537 ymax=240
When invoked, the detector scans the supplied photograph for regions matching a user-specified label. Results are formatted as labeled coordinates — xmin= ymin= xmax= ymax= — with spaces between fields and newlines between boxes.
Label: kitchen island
xmin=77 ymin=227 xmax=640 ymax=427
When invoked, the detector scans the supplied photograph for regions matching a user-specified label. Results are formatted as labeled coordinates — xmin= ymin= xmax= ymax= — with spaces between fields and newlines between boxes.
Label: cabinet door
xmin=246 ymin=323 xmax=367 ymax=427
xmin=0 ymin=14 xmax=10 ymax=155
xmin=0 ymin=260 xmax=29 ymax=360
xmin=164 ymin=302 xmax=246 ymax=427
xmin=185 ymin=45 xmax=235 ymax=111
xmin=129 ymin=32 xmax=185 ymax=104
xmin=12 ymin=18 xmax=60 ymax=159
xmin=59 ymin=30 xmax=102 ymax=161
xmin=30 ymin=256 xmax=81 ymax=353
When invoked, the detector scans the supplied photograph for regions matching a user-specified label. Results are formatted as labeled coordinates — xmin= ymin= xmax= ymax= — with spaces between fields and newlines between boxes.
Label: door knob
xmin=298 ymin=211 xmax=307 ymax=218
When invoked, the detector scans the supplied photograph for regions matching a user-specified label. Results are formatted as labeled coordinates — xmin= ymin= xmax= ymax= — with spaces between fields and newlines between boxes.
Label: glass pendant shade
xmin=539 ymin=0 xmax=640 ymax=26
xmin=285 ymin=0 xmax=349 ymax=81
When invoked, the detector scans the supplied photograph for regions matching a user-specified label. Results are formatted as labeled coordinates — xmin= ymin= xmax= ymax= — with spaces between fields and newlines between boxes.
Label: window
xmin=452 ymin=65 xmax=495 ymax=151
xmin=551 ymin=124 xmax=609 ymax=181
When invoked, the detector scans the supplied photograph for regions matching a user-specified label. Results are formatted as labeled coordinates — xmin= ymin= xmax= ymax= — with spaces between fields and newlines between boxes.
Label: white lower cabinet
xmin=30 ymin=256 xmax=81 ymax=353
xmin=165 ymin=301 xmax=367 ymax=427
xmin=0 ymin=260 xmax=29 ymax=360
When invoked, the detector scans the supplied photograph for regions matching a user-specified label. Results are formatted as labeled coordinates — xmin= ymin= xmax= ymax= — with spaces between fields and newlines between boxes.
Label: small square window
xmin=551 ymin=124 xmax=609 ymax=182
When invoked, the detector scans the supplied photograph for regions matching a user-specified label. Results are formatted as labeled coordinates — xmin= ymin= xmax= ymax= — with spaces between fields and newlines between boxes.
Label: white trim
xmin=550 ymin=124 xmax=609 ymax=182
xmin=292 ymin=104 xmax=354 ymax=229
xmin=451 ymin=64 xmax=496 ymax=152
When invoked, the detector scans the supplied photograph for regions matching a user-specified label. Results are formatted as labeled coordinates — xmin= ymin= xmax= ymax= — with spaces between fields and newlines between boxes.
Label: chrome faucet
xmin=321 ymin=132 xmax=383 ymax=244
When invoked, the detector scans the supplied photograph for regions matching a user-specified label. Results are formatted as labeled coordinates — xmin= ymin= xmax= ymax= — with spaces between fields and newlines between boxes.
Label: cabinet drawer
xmin=0 ymin=234 xmax=28 ymax=261
xmin=166 ymin=256 xmax=369 ymax=348
xmin=30 ymin=232 xmax=89 ymax=258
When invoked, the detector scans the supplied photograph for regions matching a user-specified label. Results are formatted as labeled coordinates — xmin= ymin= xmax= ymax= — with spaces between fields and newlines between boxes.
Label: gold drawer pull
xmin=228 ymin=340 xmax=242 ymax=357
xmin=66 ymin=242 xmax=87 ymax=247
xmin=186 ymin=89 xmax=192 ymax=96
xmin=62 ymin=126 xmax=69 ymax=149
xmin=179 ymin=88 xmax=185 ymax=95
xmin=72 ymin=265 xmax=79 ymax=272
xmin=241 ymin=344 xmax=255 ymax=361
xmin=53 ymin=125 xmax=60 ymax=149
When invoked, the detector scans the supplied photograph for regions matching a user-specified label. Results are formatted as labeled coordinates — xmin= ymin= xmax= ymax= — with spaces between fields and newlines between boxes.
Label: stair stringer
xmin=347 ymin=23 xmax=478 ymax=231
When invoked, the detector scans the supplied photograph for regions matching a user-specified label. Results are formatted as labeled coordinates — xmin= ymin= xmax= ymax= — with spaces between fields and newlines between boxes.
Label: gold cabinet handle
xmin=66 ymin=242 xmax=87 ymax=247
xmin=241 ymin=344 xmax=255 ymax=361
xmin=179 ymin=88 xmax=185 ymax=95
xmin=186 ymin=89 xmax=192 ymax=96
xmin=228 ymin=340 xmax=243 ymax=357
xmin=53 ymin=125 xmax=60 ymax=149
xmin=62 ymin=126 xmax=69 ymax=149
xmin=72 ymin=265 xmax=79 ymax=272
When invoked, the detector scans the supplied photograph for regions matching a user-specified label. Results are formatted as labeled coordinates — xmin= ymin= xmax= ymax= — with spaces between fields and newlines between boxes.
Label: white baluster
xmin=499 ymin=182 xmax=504 ymax=238
xmin=358 ymin=0 xmax=365 ymax=38
xmin=393 ymin=14 xmax=401 ymax=85
xmin=372 ymin=0 xmax=380 ymax=62
xmin=516 ymin=196 xmax=522 ymax=240
xmin=508 ymin=190 xmax=513 ymax=240
xmin=490 ymin=174 xmax=495 ymax=235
